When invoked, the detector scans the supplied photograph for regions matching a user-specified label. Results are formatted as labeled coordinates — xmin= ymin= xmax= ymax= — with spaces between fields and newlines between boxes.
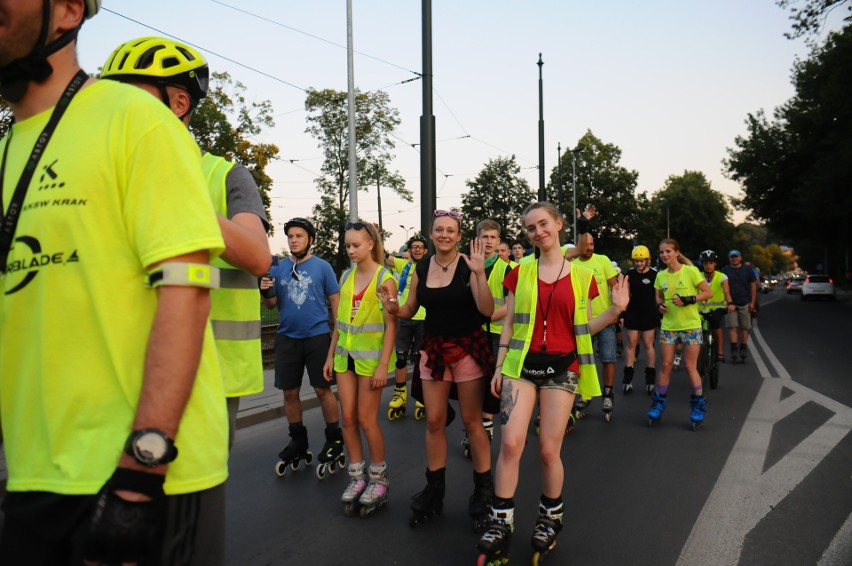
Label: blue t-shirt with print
xmin=271 ymin=255 xmax=339 ymax=338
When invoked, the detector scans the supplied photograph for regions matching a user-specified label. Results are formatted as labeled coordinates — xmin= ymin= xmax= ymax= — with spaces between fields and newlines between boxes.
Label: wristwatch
xmin=124 ymin=428 xmax=178 ymax=467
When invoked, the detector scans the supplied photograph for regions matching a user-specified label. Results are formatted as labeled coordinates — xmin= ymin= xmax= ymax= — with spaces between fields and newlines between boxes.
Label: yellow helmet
xmin=102 ymin=37 xmax=209 ymax=103
xmin=631 ymin=245 xmax=651 ymax=260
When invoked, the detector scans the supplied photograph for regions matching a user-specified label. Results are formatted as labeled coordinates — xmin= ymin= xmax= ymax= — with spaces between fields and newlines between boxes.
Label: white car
xmin=801 ymin=275 xmax=836 ymax=300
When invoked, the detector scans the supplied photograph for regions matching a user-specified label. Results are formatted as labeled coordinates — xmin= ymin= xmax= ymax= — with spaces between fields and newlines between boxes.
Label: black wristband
xmin=107 ymin=468 xmax=166 ymax=499
xmin=679 ymin=295 xmax=696 ymax=305
xmin=576 ymin=216 xmax=589 ymax=235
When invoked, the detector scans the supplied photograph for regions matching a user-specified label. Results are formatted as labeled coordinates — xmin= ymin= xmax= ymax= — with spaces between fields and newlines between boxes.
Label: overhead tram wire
xmin=102 ymin=8 xmax=308 ymax=94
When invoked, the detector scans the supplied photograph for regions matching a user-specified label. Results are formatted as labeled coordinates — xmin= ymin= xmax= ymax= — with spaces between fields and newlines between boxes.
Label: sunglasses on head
xmin=345 ymin=222 xmax=368 ymax=231
xmin=434 ymin=209 xmax=462 ymax=219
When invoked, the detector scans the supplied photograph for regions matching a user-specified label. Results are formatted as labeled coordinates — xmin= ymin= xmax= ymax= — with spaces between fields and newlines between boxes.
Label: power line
xmin=102 ymin=8 xmax=308 ymax=93
xmin=210 ymin=0 xmax=421 ymax=78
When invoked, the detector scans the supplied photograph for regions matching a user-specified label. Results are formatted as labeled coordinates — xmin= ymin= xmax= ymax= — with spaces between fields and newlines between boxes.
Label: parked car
xmin=801 ymin=274 xmax=836 ymax=300
xmin=786 ymin=277 xmax=805 ymax=294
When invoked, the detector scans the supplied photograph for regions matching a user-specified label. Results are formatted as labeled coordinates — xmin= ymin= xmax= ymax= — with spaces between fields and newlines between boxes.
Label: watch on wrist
xmin=124 ymin=428 xmax=178 ymax=467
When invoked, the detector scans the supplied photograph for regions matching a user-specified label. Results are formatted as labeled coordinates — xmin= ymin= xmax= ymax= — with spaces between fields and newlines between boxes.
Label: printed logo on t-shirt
xmin=3 ymin=235 xmax=79 ymax=295
xmin=38 ymin=159 xmax=65 ymax=191
xmin=286 ymin=268 xmax=313 ymax=309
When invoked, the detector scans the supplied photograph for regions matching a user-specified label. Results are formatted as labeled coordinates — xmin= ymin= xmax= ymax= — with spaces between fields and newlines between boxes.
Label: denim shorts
xmin=660 ymin=328 xmax=702 ymax=346
xmin=593 ymin=324 xmax=617 ymax=363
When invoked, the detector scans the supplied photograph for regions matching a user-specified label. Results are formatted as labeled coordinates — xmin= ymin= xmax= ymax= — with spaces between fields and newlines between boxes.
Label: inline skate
xmin=572 ymin=397 xmax=589 ymax=420
xmin=535 ymin=412 xmax=574 ymax=436
xmin=476 ymin=506 xmax=513 ymax=566
xmin=622 ymin=366 xmax=634 ymax=394
xmin=274 ymin=424 xmax=312 ymax=477
xmin=673 ymin=352 xmax=682 ymax=371
xmin=469 ymin=470 xmax=494 ymax=533
xmin=463 ymin=417 xmax=494 ymax=458
xmin=387 ymin=383 xmax=407 ymax=420
xmin=690 ymin=394 xmax=707 ymax=431
xmin=341 ymin=461 xmax=367 ymax=516
xmin=647 ymin=392 xmax=667 ymax=427
xmin=531 ymin=500 xmax=563 ymax=565
xmin=409 ymin=468 xmax=445 ymax=527
xmin=414 ymin=400 xmax=426 ymax=420
xmin=645 ymin=367 xmax=656 ymax=395
xmin=739 ymin=344 xmax=748 ymax=364
xmin=315 ymin=427 xmax=345 ymax=479
xmin=358 ymin=464 xmax=389 ymax=517
xmin=602 ymin=387 xmax=614 ymax=423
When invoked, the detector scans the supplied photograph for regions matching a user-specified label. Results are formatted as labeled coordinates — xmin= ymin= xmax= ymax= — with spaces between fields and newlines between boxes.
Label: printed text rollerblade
xmin=476 ymin=506 xmax=513 ymax=566
xmin=315 ymin=427 xmax=345 ymax=479
xmin=274 ymin=423 xmax=313 ymax=477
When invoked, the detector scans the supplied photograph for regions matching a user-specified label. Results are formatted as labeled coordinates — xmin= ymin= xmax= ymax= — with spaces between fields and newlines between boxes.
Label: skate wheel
xmin=692 ymin=421 xmax=702 ymax=431
xmin=415 ymin=408 xmax=425 ymax=420
xmin=472 ymin=517 xmax=488 ymax=534
xmin=463 ymin=447 xmax=471 ymax=459
xmin=604 ymin=412 xmax=612 ymax=423
xmin=290 ymin=460 xmax=299 ymax=471
xmin=274 ymin=461 xmax=287 ymax=477
xmin=337 ymin=456 xmax=346 ymax=471
xmin=315 ymin=464 xmax=327 ymax=480
xmin=344 ymin=502 xmax=358 ymax=517
xmin=359 ymin=505 xmax=373 ymax=518
xmin=648 ymin=418 xmax=657 ymax=428
xmin=305 ymin=451 xmax=313 ymax=465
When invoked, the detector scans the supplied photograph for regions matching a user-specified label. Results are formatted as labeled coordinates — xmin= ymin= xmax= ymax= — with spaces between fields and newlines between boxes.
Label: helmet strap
xmin=0 ymin=0 xmax=81 ymax=103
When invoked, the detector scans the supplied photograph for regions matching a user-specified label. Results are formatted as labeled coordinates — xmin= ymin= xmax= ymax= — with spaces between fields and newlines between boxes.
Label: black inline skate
xmin=622 ymin=366 xmax=634 ymax=394
xmin=274 ymin=423 xmax=313 ymax=477
xmin=645 ymin=367 xmax=656 ymax=395
xmin=476 ymin=505 xmax=513 ymax=566
xmin=602 ymin=386 xmax=615 ymax=423
xmin=531 ymin=499 xmax=563 ymax=565
xmin=409 ymin=467 xmax=445 ymax=528
xmin=469 ymin=470 xmax=494 ymax=533
xmin=315 ymin=426 xmax=345 ymax=479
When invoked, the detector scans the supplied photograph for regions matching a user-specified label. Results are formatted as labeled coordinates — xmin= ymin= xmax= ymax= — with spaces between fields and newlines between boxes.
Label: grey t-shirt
xmin=226 ymin=163 xmax=270 ymax=232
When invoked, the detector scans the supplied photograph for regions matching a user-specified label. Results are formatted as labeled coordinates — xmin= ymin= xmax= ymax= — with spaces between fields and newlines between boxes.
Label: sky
xmin=76 ymin=1 xmax=837 ymax=255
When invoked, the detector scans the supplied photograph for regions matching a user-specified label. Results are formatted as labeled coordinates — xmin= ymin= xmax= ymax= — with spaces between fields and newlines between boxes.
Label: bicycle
xmin=697 ymin=311 xmax=720 ymax=390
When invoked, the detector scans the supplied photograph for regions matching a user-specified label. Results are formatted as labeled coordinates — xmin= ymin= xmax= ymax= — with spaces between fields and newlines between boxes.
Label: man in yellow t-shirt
xmin=0 ymin=2 xmax=227 ymax=564
xmin=572 ymin=234 xmax=618 ymax=419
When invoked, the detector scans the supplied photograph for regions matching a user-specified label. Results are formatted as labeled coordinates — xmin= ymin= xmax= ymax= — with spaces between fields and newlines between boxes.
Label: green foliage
xmin=777 ymin=0 xmax=850 ymax=42
xmin=189 ymin=71 xmax=279 ymax=229
xmin=551 ymin=131 xmax=642 ymax=259
xmin=725 ymin=25 xmax=852 ymax=279
xmin=634 ymin=171 xmax=736 ymax=261
xmin=0 ymin=100 xmax=10 ymax=138
xmin=304 ymin=88 xmax=412 ymax=274
xmin=460 ymin=155 xmax=536 ymax=244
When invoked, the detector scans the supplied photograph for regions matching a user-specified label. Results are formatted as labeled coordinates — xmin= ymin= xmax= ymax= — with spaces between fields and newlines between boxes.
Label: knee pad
xmin=395 ymin=353 xmax=408 ymax=369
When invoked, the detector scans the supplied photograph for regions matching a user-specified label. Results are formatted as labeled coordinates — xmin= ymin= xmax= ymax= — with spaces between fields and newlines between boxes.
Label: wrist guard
xmin=576 ymin=216 xmax=589 ymax=235
xmin=677 ymin=295 xmax=696 ymax=305
xmin=83 ymin=468 xmax=166 ymax=564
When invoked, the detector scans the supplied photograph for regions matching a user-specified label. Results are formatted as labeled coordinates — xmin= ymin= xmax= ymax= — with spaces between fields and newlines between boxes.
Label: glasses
xmin=434 ymin=209 xmax=462 ymax=220
xmin=290 ymin=262 xmax=301 ymax=281
xmin=409 ymin=245 xmax=426 ymax=251
xmin=345 ymin=222 xmax=367 ymax=230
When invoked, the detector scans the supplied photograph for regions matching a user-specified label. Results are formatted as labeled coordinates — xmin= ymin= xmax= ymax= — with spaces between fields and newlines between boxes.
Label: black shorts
xmin=703 ymin=308 xmax=726 ymax=330
xmin=274 ymin=333 xmax=333 ymax=390
xmin=623 ymin=313 xmax=659 ymax=332
xmin=0 ymin=484 xmax=225 ymax=566
xmin=395 ymin=319 xmax=424 ymax=358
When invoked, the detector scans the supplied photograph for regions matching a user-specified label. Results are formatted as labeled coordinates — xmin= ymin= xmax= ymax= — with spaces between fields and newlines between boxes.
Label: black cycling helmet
xmin=407 ymin=235 xmax=428 ymax=248
xmin=699 ymin=249 xmax=718 ymax=263
xmin=284 ymin=217 xmax=316 ymax=241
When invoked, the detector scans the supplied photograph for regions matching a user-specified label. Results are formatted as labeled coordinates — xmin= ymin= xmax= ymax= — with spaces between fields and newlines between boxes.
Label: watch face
xmin=135 ymin=432 xmax=168 ymax=461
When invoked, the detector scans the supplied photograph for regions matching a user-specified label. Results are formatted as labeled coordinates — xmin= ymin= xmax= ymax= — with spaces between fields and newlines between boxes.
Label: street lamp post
xmin=572 ymin=150 xmax=577 ymax=243
xmin=557 ymin=142 xmax=563 ymax=213
xmin=537 ymin=53 xmax=546 ymax=202
xmin=400 ymin=225 xmax=414 ymax=241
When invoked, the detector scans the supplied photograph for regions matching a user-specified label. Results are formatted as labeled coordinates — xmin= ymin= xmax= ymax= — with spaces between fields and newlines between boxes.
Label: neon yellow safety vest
xmin=201 ymin=153 xmax=263 ymax=397
xmin=699 ymin=270 xmax=727 ymax=312
xmin=484 ymin=259 xmax=511 ymax=336
xmin=503 ymin=260 xmax=601 ymax=401
xmin=334 ymin=266 xmax=397 ymax=376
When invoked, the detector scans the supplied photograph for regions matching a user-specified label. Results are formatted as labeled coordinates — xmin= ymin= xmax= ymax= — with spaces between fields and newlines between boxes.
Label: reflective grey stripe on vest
xmin=211 ymin=319 xmax=261 ymax=340
xmin=574 ymin=323 xmax=591 ymax=336
xmin=219 ymin=268 xmax=258 ymax=289
xmin=578 ymin=353 xmax=596 ymax=366
xmin=338 ymin=321 xmax=386 ymax=334
xmin=702 ymin=300 xmax=727 ymax=308
xmin=494 ymin=297 xmax=506 ymax=306
xmin=508 ymin=338 xmax=526 ymax=351
xmin=335 ymin=345 xmax=382 ymax=359
xmin=514 ymin=313 xmax=531 ymax=324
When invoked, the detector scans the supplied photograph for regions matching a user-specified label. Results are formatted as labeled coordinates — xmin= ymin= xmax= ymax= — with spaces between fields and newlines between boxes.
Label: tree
xmin=635 ymin=171 xmax=735 ymax=261
xmin=777 ymin=0 xmax=851 ymax=42
xmin=459 ymin=155 xmax=536 ymax=244
xmin=725 ymin=25 xmax=852 ymax=279
xmin=0 ymin=100 xmax=10 ymax=138
xmin=189 ymin=71 xmax=279 ymax=228
xmin=551 ymin=131 xmax=641 ymax=259
xmin=304 ymin=88 xmax=412 ymax=274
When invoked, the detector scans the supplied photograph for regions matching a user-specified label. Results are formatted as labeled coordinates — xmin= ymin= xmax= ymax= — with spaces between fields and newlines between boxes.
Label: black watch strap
xmin=124 ymin=428 xmax=178 ymax=467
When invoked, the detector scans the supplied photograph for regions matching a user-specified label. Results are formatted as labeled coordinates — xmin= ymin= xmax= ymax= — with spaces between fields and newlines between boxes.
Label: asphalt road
xmin=224 ymin=289 xmax=852 ymax=566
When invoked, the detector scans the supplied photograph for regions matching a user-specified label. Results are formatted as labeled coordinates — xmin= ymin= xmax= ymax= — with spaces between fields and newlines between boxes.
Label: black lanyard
xmin=0 ymin=70 xmax=88 ymax=274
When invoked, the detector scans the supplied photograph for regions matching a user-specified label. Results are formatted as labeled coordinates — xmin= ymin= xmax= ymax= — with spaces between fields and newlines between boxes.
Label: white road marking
xmin=676 ymin=322 xmax=852 ymax=565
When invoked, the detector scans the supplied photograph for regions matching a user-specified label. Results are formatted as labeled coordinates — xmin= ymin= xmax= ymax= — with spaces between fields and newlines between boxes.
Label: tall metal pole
xmin=557 ymin=142 xmax=562 ymax=213
xmin=537 ymin=54 xmax=546 ymax=202
xmin=376 ymin=164 xmax=383 ymax=232
xmin=420 ymin=0 xmax=436 ymax=239
xmin=572 ymin=151 xmax=577 ymax=244
xmin=346 ymin=0 xmax=358 ymax=224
